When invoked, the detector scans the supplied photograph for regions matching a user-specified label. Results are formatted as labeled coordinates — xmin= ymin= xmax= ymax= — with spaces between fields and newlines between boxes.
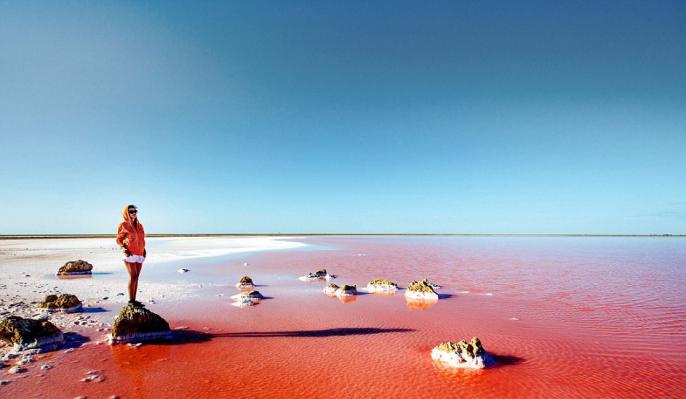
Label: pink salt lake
xmin=5 ymin=236 xmax=686 ymax=398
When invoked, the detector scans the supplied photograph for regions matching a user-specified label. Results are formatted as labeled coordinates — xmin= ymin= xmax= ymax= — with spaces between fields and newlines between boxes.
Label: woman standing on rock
xmin=116 ymin=204 xmax=146 ymax=307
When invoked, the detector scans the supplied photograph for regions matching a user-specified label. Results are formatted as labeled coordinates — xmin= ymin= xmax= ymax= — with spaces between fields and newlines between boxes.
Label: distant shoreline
xmin=0 ymin=233 xmax=684 ymax=240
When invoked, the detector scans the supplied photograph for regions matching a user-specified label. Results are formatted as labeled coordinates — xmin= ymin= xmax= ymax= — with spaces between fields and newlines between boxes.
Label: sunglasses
xmin=128 ymin=210 xmax=138 ymax=214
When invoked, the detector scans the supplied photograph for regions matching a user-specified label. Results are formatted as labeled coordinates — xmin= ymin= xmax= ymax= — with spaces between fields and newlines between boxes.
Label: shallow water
xmin=5 ymin=236 xmax=686 ymax=398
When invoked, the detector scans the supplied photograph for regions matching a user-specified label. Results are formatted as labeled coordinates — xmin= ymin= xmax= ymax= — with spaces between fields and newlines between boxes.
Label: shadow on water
xmin=438 ymin=294 xmax=454 ymax=299
xmin=490 ymin=353 xmax=525 ymax=367
xmin=82 ymin=306 xmax=109 ymax=313
xmin=56 ymin=274 xmax=92 ymax=280
xmin=162 ymin=327 xmax=415 ymax=346
xmin=63 ymin=332 xmax=90 ymax=349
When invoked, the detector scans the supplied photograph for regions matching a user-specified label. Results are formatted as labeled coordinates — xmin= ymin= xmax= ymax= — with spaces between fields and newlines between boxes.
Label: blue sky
xmin=1 ymin=1 xmax=685 ymax=234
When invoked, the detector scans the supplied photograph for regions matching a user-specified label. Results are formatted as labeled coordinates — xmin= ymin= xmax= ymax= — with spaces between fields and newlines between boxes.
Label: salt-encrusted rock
xmin=16 ymin=355 xmax=33 ymax=365
xmin=367 ymin=279 xmax=398 ymax=293
xmin=431 ymin=337 xmax=494 ymax=369
xmin=235 ymin=276 xmax=255 ymax=289
xmin=177 ymin=268 xmax=190 ymax=274
xmin=299 ymin=268 xmax=335 ymax=281
xmin=337 ymin=284 xmax=357 ymax=296
xmin=230 ymin=290 xmax=264 ymax=301
xmin=81 ymin=370 xmax=105 ymax=382
xmin=57 ymin=260 xmax=93 ymax=276
xmin=109 ymin=303 xmax=171 ymax=344
xmin=0 ymin=316 xmax=64 ymax=352
xmin=231 ymin=296 xmax=256 ymax=307
xmin=8 ymin=366 xmax=25 ymax=374
xmin=405 ymin=279 xmax=439 ymax=300
xmin=41 ymin=294 xmax=83 ymax=313
xmin=323 ymin=283 xmax=339 ymax=295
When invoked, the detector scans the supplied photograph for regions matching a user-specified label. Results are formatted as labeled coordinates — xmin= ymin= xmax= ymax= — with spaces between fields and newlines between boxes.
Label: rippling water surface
xmin=9 ymin=236 xmax=686 ymax=398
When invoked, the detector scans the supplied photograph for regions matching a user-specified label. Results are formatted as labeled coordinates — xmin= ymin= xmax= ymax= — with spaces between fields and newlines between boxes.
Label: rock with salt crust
xmin=431 ymin=337 xmax=494 ymax=369
xmin=336 ymin=284 xmax=357 ymax=297
xmin=367 ymin=279 xmax=398 ymax=293
xmin=109 ymin=303 xmax=171 ymax=344
xmin=41 ymin=294 xmax=83 ymax=313
xmin=299 ymin=268 xmax=335 ymax=282
xmin=405 ymin=279 xmax=439 ymax=300
xmin=323 ymin=283 xmax=339 ymax=295
xmin=0 ymin=316 xmax=64 ymax=352
xmin=235 ymin=275 xmax=255 ymax=289
xmin=231 ymin=290 xmax=264 ymax=301
xmin=57 ymin=260 xmax=93 ymax=276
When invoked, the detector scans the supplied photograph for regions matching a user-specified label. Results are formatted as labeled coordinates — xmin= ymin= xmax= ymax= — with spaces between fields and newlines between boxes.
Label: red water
xmin=5 ymin=236 xmax=686 ymax=398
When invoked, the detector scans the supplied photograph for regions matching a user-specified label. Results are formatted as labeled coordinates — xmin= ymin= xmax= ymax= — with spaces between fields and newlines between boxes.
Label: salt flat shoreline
xmin=0 ymin=236 xmax=309 ymax=360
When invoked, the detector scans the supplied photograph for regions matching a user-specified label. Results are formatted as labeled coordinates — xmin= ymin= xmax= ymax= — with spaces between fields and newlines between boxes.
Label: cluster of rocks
xmin=299 ymin=268 xmax=335 ymax=281
xmin=56 ymin=260 xmax=93 ymax=276
xmin=323 ymin=283 xmax=357 ymax=297
xmin=431 ymin=337 xmax=494 ymax=369
xmin=232 ymin=276 xmax=265 ymax=307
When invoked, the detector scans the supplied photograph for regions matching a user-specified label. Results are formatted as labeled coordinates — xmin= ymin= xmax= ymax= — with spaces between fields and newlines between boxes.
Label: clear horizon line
xmin=1 ymin=233 xmax=684 ymax=239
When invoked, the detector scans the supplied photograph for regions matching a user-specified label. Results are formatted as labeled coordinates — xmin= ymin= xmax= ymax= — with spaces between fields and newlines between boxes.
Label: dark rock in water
xmin=239 ymin=276 xmax=253 ymax=284
xmin=110 ymin=303 xmax=171 ymax=344
xmin=300 ymin=268 xmax=335 ymax=281
xmin=41 ymin=294 xmax=83 ymax=313
xmin=245 ymin=290 xmax=263 ymax=299
xmin=236 ymin=275 xmax=255 ymax=289
xmin=338 ymin=284 xmax=357 ymax=296
xmin=0 ymin=316 xmax=64 ymax=352
xmin=230 ymin=290 xmax=264 ymax=305
xmin=57 ymin=260 xmax=93 ymax=275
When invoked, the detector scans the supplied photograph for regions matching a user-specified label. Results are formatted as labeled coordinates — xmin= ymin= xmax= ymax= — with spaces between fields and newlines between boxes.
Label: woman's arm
xmin=116 ymin=224 xmax=131 ymax=256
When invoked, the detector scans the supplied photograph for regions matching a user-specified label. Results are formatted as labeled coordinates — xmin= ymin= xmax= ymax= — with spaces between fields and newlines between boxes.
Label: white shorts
xmin=122 ymin=255 xmax=146 ymax=263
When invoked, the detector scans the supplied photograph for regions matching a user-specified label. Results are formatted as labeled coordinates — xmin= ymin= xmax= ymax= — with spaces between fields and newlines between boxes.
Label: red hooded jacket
xmin=116 ymin=206 xmax=146 ymax=256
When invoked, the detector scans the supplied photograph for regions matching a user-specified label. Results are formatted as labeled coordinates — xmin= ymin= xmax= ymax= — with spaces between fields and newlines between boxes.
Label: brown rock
xmin=41 ymin=294 xmax=82 ymax=312
xmin=0 ymin=316 xmax=64 ymax=352
xmin=57 ymin=260 xmax=93 ymax=275
xmin=110 ymin=303 xmax=171 ymax=344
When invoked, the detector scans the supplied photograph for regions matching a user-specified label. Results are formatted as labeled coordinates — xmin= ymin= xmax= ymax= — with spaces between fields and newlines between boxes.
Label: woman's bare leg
xmin=125 ymin=261 xmax=138 ymax=301
xmin=132 ymin=262 xmax=143 ymax=300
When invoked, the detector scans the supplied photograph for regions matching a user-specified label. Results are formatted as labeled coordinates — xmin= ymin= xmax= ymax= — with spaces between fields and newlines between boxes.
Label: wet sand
xmin=1 ymin=236 xmax=685 ymax=398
